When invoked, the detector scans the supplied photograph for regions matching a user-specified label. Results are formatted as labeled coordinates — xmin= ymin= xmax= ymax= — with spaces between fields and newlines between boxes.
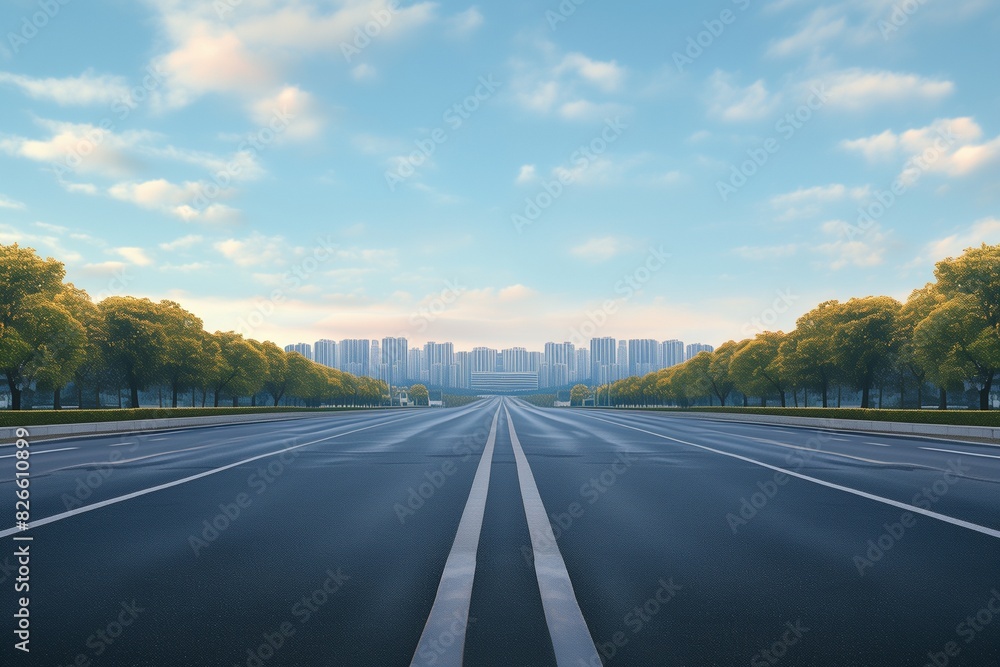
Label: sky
xmin=1 ymin=0 xmax=998 ymax=351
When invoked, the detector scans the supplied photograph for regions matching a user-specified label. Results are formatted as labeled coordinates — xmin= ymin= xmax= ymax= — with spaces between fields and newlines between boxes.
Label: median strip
xmin=409 ymin=403 xmax=502 ymax=667
xmin=506 ymin=406 xmax=602 ymax=667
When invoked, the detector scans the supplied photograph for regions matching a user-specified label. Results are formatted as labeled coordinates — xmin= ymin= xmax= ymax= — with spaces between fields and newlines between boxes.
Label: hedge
xmin=0 ymin=406 xmax=370 ymax=428
xmin=639 ymin=406 xmax=1000 ymax=428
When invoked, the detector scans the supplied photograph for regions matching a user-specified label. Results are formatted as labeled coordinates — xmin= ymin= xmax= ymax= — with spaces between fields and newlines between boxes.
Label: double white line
xmin=410 ymin=400 xmax=600 ymax=666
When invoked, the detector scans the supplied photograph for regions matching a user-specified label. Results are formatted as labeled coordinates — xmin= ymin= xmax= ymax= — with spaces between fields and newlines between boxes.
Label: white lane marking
xmin=865 ymin=442 xmax=892 ymax=448
xmin=410 ymin=404 xmax=503 ymax=667
xmin=59 ymin=443 xmax=223 ymax=468
xmin=0 ymin=415 xmax=419 ymax=539
xmin=921 ymin=447 xmax=1000 ymax=460
xmin=0 ymin=447 xmax=77 ymax=459
xmin=584 ymin=414 xmax=1000 ymax=540
xmin=506 ymin=405 xmax=601 ymax=667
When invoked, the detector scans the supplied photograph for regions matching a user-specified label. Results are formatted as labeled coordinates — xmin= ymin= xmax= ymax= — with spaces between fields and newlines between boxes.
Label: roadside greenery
xmin=0 ymin=406 xmax=365 ymax=428
xmin=598 ymin=244 xmax=1000 ymax=410
xmin=0 ymin=244 xmax=388 ymax=410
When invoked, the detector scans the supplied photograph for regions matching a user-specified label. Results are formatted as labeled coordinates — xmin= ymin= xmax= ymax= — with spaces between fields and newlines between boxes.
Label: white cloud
xmin=706 ymin=71 xmax=779 ymax=122
xmin=569 ymin=236 xmax=630 ymax=262
xmin=0 ymin=223 xmax=83 ymax=263
xmin=351 ymin=64 xmax=377 ymax=81
xmin=115 ymin=247 xmax=154 ymax=267
xmin=448 ymin=7 xmax=484 ymax=36
xmin=0 ymin=120 xmax=153 ymax=178
xmin=160 ymin=234 xmax=204 ymax=251
xmin=109 ymin=179 xmax=239 ymax=223
xmin=816 ymin=219 xmax=889 ymax=269
xmin=556 ymin=53 xmax=625 ymax=93
xmin=915 ymin=218 xmax=1000 ymax=266
xmin=215 ymin=233 xmax=295 ymax=268
xmin=515 ymin=164 xmax=537 ymax=185
xmin=0 ymin=194 xmax=25 ymax=210
xmin=819 ymin=69 xmax=954 ymax=110
xmin=766 ymin=7 xmax=847 ymax=57
xmin=770 ymin=184 xmax=870 ymax=220
xmin=250 ymin=86 xmax=324 ymax=141
xmin=841 ymin=117 xmax=1000 ymax=178
xmin=0 ymin=69 xmax=130 ymax=105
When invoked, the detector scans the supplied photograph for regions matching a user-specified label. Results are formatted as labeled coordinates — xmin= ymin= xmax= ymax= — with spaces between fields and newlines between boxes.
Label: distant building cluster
xmin=283 ymin=337 xmax=714 ymax=392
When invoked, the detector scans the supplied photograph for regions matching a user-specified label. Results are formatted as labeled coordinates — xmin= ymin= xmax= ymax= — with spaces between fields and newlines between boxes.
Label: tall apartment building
xmin=575 ymin=348 xmax=591 ymax=383
xmin=381 ymin=337 xmax=408 ymax=387
xmin=470 ymin=347 xmax=498 ymax=373
xmin=502 ymin=347 xmax=530 ymax=373
xmin=685 ymin=343 xmax=715 ymax=361
xmin=628 ymin=339 xmax=661 ymax=377
xmin=339 ymin=339 xmax=370 ymax=377
xmin=590 ymin=337 xmax=616 ymax=386
xmin=314 ymin=339 xmax=336 ymax=367
xmin=284 ymin=343 xmax=313 ymax=360
xmin=408 ymin=347 xmax=427 ymax=382
xmin=662 ymin=339 xmax=685 ymax=368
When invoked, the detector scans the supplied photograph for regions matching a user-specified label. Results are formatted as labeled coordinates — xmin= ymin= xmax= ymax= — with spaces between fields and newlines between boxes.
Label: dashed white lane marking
xmin=0 ymin=415 xmax=419 ymax=540
xmin=584 ymin=414 xmax=1000 ymax=540
xmin=506 ymin=406 xmax=602 ymax=667
xmin=921 ymin=446 xmax=1000 ymax=461
xmin=409 ymin=404 xmax=502 ymax=667
xmin=0 ymin=447 xmax=77 ymax=459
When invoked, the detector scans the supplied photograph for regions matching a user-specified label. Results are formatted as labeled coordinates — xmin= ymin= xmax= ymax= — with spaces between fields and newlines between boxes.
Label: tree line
xmin=0 ymin=244 xmax=388 ymax=410
xmin=597 ymin=244 xmax=1000 ymax=410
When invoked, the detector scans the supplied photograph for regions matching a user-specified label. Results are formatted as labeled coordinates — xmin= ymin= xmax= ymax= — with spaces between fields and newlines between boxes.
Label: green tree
xmin=731 ymin=332 xmax=789 ymax=407
xmin=258 ymin=342 xmax=291 ymax=406
xmin=898 ymin=284 xmax=946 ymax=408
xmin=569 ymin=383 xmax=589 ymax=407
xmin=782 ymin=302 xmax=841 ymax=408
xmin=829 ymin=297 xmax=901 ymax=409
xmin=409 ymin=384 xmax=429 ymax=406
xmin=934 ymin=243 xmax=1000 ymax=337
xmin=159 ymin=301 xmax=207 ymax=408
xmin=97 ymin=297 xmax=169 ymax=409
xmin=707 ymin=341 xmax=740 ymax=406
xmin=209 ymin=332 xmax=267 ymax=407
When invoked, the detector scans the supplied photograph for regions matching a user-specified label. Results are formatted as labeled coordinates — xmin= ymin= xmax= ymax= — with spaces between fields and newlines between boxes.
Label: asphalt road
xmin=2 ymin=399 xmax=999 ymax=666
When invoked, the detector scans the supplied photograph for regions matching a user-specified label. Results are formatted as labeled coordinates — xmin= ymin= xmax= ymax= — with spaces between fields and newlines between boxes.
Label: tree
xmin=934 ymin=243 xmax=1000 ymax=337
xmin=159 ymin=301 xmax=206 ymax=408
xmin=209 ymin=332 xmax=267 ymax=407
xmin=57 ymin=284 xmax=105 ymax=408
xmin=409 ymin=384 xmax=429 ymax=406
xmin=97 ymin=297 xmax=169 ymax=408
xmin=898 ymin=284 xmax=945 ymax=408
xmin=569 ymin=384 xmax=590 ymax=407
xmin=259 ymin=343 xmax=291 ymax=406
xmin=707 ymin=341 xmax=740 ymax=406
xmin=913 ymin=295 xmax=1000 ymax=410
xmin=829 ymin=297 xmax=901 ymax=409
xmin=783 ymin=302 xmax=840 ymax=408
xmin=730 ymin=332 xmax=789 ymax=407
xmin=26 ymin=296 xmax=87 ymax=409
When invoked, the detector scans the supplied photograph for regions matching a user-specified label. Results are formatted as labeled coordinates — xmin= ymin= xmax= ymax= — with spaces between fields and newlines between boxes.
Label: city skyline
xmin=283 ymin=335 xmax=714 ymax=388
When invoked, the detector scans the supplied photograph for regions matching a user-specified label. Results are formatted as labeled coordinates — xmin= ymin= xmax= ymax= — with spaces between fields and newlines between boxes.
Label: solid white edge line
xmin=921 ymin=446 xmax=1000 ymax=460
xmin=0 ymin=447 xmax=77 ymax=459
xmin=505 ymin=404 xmax=602 ymax=667
xmin=409 ymin=402 xmax=503 ymax=667
xmin=583 ymin=413 xmax=1000 ymax=540
xmin=0 ymin=414 xmax=419 ymax=540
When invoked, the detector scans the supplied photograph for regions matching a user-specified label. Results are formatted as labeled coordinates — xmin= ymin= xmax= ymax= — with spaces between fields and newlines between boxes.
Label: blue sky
xmin=1 ymin=0 xmax=998 ymax=350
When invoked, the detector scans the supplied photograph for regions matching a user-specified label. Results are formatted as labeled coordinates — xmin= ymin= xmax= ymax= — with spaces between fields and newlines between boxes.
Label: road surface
xmin=2 ymin=399 xmax=998 ymax=666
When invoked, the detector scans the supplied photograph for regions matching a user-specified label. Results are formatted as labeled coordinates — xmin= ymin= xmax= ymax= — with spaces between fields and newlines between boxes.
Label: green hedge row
xmin=0 ymin=406 xmax=368 ymax=428
xmin=643 ymin=406 xmax=1000 ymax=428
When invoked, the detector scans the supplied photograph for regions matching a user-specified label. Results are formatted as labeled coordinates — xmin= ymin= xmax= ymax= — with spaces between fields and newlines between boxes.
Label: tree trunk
xmin=779 ymin=390 xmax=786 ymax=408
xmin=130 ymin=382 xmax=140 ymax=410
xmin=821 ymin=383 xmax=828 ymax=408
xmin=938 ymin=387 xmax=947 ymax=410
xmin=251 ymin=395 xmax=257 ymax=407
xmin=760 ymin=396 xmax=767 ymax=407
xmin=792 ymin=390 xmax=799 ymax=408
xmin=917 ymin=382 xmax=923 ymax=410
xmin=171 ymin=382 xmax=179 ymax=409
xmin=7 ymin=375 xmax=21 ymax=411
xmin=77 ymin=384 xmax=83 ymax=409
xmin=53 ymin=387 xmax=62 ymax=410
xmin=861 ymin=384 xmax=870 ymax=409
xmin=742 ymin=395 xmax=748 ymax=407
xmin=233 ymin=396 xmax=239 ymax=408
xmin=899 ymin=371 xmax=905 ymax=410
xmin=213 ymin=390 xmax=220 ymax=408
xmin=979 ymin=377 xmax=992 ymax=410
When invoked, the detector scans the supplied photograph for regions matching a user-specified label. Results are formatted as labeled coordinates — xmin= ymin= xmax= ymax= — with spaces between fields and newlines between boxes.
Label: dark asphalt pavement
xmin=1 ymin=399 xmax=998 ymax=666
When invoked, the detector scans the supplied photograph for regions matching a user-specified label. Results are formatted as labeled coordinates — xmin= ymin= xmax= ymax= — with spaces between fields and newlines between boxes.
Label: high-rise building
xmin=686 ymin=343 xmax=715 ymax=361
xmin=370 ymin=339 xmax=380 ymax=373
xmin=314 ymin=339 xmax=337 ymax=368
xmin=502 ymin=347 xmax=530 ymax=373
xmin=408 ymin=347 xmax=426 ymax=382
xmin=454 ymin=351 xmax=471 ymax=389
xmin=662 ymin=340 xmax=685 ymax=368
xmin=629 ymin=339 xmax=661 ymax=377
xmin=590 ymin=337 xmax=616 ymax=386
xmin=381 ymin=337 xmax=408 ymax=388
xmin=544 ymin=342 xmax=576 ymax=387
xmin=424 ymin=342 xmax=455 ymax=387
xmin=575 ymin=348 xmax=591 ymax=383
xmin=339 ymin=339 xmax=370 ymax=376
xmin=284 ymin=343 xmax=313 ymax=360
xmin=470 ymin=347 xmax=498 ymax=374
xmin=617 ymin=340 xmax=629 ymax=371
